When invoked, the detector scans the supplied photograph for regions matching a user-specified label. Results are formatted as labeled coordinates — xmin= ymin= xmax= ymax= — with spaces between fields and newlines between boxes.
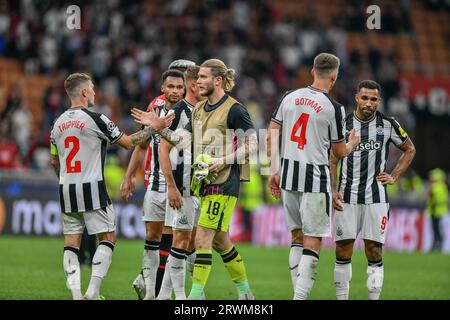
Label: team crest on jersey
xmin=376 ymin=126 xmax=384 ymax=136
xmin=107 ymin=121 xmax=117 ymax=132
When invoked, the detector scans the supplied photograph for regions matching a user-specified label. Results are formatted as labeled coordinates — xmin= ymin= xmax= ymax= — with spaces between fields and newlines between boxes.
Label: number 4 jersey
xmin=271 ymin=86 xmax=345 ymax=193
xmin=50 ymin=107 xmax=124 ymax=213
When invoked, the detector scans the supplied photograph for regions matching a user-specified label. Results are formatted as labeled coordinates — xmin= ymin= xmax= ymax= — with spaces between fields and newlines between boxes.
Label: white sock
xmin=334 ymin=259 xmax=352 ymax=300
xmin=85 ymin=241 xmax=114 ymax=299
xmin=186 ymin=249 xmax=196 ymax=279
xmin=289 ymin=244 xmax=303 ymax=290
xmin=143 ymin=241 xmax=160 ymax=300
xmin=169 ymin=248 xmax=187 ymax=300
xmin=157 ymin=256 xmax=173 ymax=300
xmin=63 ymin=247 xmax=82 ymax=300
xmin=294 ymin=249 xmax=319 ymax=300
xmin=367 ymin=260 xmax=383 ymax=300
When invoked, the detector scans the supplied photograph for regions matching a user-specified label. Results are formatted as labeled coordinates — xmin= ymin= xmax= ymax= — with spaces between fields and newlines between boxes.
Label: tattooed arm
xmin=116 ymin=108 xmax=175 ymax=150
xmin=131 ymin=107 xmax=192 ymax=149
xmin=209 ymin=133 xmax=258 ymax=172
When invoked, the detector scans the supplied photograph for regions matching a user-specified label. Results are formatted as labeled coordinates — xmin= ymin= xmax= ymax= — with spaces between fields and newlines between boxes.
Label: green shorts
xmin=198 ymin=195 xmax=238 ymax=232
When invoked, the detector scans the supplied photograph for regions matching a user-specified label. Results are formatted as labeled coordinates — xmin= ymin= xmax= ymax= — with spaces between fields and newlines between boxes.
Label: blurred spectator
xmin=104 ymin=155 xmax=125 ymax=201
xmin=10 ymin=101 xmax=32 ymax=158
xmin=426 ymin=168 xmax=449 ymax=251
xmin=0 ymin=133 xmax=22 ymax=169
xmin=239 ymin=164 xmax=263 ymax=242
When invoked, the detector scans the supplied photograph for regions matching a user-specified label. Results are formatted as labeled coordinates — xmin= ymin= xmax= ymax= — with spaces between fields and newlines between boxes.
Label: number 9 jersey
xmin=271 ymin=86 xmax=346 ymax=193
xmin=50 ymin=107 xmax=123 ymax=213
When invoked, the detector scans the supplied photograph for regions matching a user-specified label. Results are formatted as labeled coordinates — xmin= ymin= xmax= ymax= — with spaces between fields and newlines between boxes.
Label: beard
xmin=201 ymin=85 xmax=214 ymax=97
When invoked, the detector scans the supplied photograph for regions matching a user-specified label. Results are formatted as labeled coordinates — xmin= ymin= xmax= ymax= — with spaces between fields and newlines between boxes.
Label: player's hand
xmin=269 ymin=173 xmax=281 ymax=199
xmin=332 ymin=191 xmax=344 ymax=211
xmin=120 ymin=177 xmax=135 ymax=202
xmin=209 ymin=157 xmax=225 ymax=173
xmin=348 ymin=128 xmax=360 ymax=151
xmin=131 ymin=107 xmax=175 ymax=131
xmin=376 ymin=172 xmax=396 ymax=185
xmin=168 ymin=185 xmax=183 ymax=209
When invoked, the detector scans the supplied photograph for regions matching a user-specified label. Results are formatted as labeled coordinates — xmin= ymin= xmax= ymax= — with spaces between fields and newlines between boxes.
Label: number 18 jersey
xmin=50 ymin=107 xmax=124 ymax=213
xmin=271 ymin=86 xmax=345 ymax=193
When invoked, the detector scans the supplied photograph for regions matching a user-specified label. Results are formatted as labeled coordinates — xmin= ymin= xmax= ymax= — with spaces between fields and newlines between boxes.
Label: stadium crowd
xmin=0 ymin=0 xmax=448 ymax=201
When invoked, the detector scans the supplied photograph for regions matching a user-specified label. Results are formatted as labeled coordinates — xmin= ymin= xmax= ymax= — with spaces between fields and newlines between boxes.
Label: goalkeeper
xmin=131 ymin=59 xmax=258 ymax=300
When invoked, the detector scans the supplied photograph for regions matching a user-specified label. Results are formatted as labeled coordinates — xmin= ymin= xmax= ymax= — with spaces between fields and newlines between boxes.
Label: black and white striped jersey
xmin=272 ymin=86 xmax=346 ymax=193
xmin=167 ymin=99 xmax=194 ymax=197
xmin=338 ymin=111 xmax=409 ymax=204
xmin=147 ymin=105 xmax=170 ymax=192
xmin=50 ymin=107 xmax=124 ymax=213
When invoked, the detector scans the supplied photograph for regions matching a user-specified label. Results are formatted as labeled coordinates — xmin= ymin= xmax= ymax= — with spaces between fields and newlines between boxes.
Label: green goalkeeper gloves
xmin=191 ymin=154 xmax=218 ymax=196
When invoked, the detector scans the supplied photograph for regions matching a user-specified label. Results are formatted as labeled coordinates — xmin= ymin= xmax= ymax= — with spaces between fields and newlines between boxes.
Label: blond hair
xmin=201 ymin=59 xmax=235 ymax=92
xmin=64 ymin=73 xmax=92 ymax=100
xmin=313 ymin=53 xmax=340 ymax=78
xmin=184 ymin=65 xmax=200 ymax=82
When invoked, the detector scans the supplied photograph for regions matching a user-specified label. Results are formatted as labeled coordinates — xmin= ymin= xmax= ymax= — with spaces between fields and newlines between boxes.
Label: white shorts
xmin=143 ymin=190 xmax=167 ymax=222
xmin=334 ymin=203 xmax=390 ymax=244
xmin=165 ymin=196 xmax=200 ymax=230
xmin=62 ymin=204 xmax=115 ymax=235
xmin=281 ymin=190 xmax=331 ymax=237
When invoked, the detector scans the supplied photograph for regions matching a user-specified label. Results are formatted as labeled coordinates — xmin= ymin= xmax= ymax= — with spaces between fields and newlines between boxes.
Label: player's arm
xmin=159 ymin=139 xmax=183 ymax=209
xmin=50 ymin=132 xmax=60 ymax=178
xmin=267 ymin=121 xmax=282 ymax=198
xmin=266 ymin=95 xmax=285 ymax=199
xmin=329 ymin=151 xmax=343 ymax=210
xmin=115 ymin=120 xmax=172 ymax=150
xmin=120 ymin=139 xmax=150 ymax=202
xmin=115 ymin=107 xmax=175 ymax=150
xmin=131 ymin=107 xmax=192 ymax=148
xmin=377 ymin=139 xmax=416 ymax=185
xmin=209 ymin=104 xmax=258 ymax=172
xmin=331 ymin=128 xmax=359 ymax=160
xmin=266 ymin=120 xmax=281 ymax=162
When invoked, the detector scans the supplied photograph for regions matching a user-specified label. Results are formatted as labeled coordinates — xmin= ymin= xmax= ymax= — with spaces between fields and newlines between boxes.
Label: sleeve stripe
xmin=82 ymin=109 xmax=122 ymax=142
xmin=323 ymin=92 xmax=344 ymax=141
xmin=110 ymin=131 xmax=124 ymax=144
xmin=270 ymin=118 xmax=282 ymax=125
xmin=272 ymin=90 xmax=293 ymax=120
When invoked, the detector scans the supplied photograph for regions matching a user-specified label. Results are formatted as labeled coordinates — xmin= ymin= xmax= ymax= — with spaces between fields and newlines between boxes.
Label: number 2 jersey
xmin=50 ymin=107 xmax=124 ymax=213
xmin=271 ymin=86 xmax=345 ymax=193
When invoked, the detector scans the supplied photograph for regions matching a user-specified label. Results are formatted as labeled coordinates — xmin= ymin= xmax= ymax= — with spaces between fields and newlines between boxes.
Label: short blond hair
xmin=64 ymin=73 xmax=92 ymax=99
xmin=201 ymin=59 xmax=235 ymax=92
xmin=313 ymin=53 xmax=340 ymax=78
xmin=185 ymin=65 xmax=200 ymax=82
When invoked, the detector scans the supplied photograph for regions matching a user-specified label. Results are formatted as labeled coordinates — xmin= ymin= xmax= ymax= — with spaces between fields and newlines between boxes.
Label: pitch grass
xmin=0 ymin=236 xmax=449 ymax=300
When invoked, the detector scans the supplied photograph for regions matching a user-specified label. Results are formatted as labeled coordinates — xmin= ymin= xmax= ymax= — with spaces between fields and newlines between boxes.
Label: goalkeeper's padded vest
xmin=192 ymin=95 xmax=250 ymax=185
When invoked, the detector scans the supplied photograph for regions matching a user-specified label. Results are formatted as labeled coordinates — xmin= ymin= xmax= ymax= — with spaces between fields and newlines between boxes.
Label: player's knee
xmin=173 ymin=232 xmax=190 ymax=250
xmin=97 ymin=231 xmax=116 ymax=245
xmin=364 ymin=243 xmax=382 ymax=261
xmin=335 ymin=240 xmax=354 ymax=260
xmin=291 ymin=229 xmax=303 ymax=244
